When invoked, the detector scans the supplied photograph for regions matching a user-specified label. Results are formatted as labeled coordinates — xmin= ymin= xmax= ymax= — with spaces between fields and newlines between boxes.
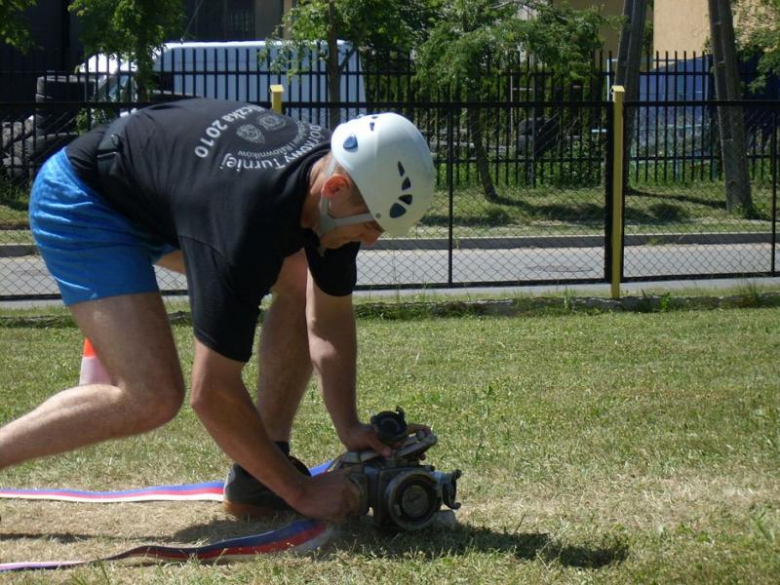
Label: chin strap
xmin=314 ymin=157 xmax=375 ymax=239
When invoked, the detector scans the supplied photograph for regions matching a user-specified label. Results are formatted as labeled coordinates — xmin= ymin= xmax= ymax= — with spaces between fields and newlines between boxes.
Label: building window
xmin=184 ymin=0 xmax=256 ymax=41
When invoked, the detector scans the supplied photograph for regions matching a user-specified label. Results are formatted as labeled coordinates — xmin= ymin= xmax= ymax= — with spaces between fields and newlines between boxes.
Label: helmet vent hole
xmin=343 ymin=134 xmax=358 ymax=151
xmin=402 ymin=177 xmax=411 ymax=190
xmin=390 ymin=203 xmax=407 ymax=218
xmin=400 ymin=194 xmax=413 ymax=205
xmin=397 ymin=161 xmax=406 ymax=176
xmin=370 ymin=122 xmax=375 ymax=131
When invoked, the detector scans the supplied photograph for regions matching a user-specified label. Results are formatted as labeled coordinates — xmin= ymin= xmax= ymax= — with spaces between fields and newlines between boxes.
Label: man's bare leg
xmin=256 ymin=250 xmax=313 ymax=444
xmin=0 ymin=292 xmax=185 ymax=470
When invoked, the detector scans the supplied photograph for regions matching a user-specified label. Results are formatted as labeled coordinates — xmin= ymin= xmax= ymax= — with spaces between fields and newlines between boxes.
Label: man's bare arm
xmin=305 ymin=274 xmax=391 ymax=456
xmin=189 ymin=339 xmax=360 ymax=521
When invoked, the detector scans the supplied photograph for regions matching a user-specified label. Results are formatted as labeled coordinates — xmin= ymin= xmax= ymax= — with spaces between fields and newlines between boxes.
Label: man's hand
xmin=291 ymin=470 xmax=362 ymax=523
xmin=338 ymin=421 xmax=432 ymax=457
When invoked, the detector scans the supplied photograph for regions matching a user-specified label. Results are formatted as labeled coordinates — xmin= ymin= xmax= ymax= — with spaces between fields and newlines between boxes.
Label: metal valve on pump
xmin=329 ymin=407 xmax=462 ymax=530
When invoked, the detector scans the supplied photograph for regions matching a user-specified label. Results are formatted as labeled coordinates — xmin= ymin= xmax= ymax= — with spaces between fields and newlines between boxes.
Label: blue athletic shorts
xmin=29 ymin=148 xmax=177 ymax=306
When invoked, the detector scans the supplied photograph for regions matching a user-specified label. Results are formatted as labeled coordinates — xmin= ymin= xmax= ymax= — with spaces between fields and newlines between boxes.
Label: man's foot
xmin=223 ymin=456 xmax=311 ymax=520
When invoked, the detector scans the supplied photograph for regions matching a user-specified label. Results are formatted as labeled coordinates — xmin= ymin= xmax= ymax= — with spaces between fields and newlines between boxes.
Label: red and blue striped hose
xmin=0 ymin=461 xmax=333 ymax=573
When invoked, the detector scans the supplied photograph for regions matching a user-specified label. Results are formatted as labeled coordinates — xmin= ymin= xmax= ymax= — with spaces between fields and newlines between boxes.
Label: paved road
xmin=1 ymin=242 xmax=776 ymax=299
xmin=359 ymin=243 xmax=776 ymax=284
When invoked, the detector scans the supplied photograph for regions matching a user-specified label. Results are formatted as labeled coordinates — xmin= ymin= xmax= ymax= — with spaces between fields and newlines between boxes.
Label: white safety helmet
xmin=327 ymin=112 xmax=436 ymax=237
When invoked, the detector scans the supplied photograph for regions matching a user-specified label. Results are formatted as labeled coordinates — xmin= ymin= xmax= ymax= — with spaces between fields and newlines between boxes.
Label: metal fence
xmin=622 ymin=100 xmax=778 ymax=283
xmin=1 ymin=47 xmax=775 ymax=181
xmin=0 ymin=99 xmax=614 ymax=299
xmin=0 ymin=51 xmax=778 ymax=300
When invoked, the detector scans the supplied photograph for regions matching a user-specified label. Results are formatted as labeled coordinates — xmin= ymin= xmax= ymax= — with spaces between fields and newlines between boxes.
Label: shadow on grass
xmin=0 ymin=198 xmax=29 ymax=214
xmin=172 ymin=517 xmax=629 ymax=570
xmin=627 ymin=187 xmax=726 ymax=211
xmin=424 ymin=189 xmax=702 ymax=227
xmin=423 ymin=201 xmax=606 ymax=228
xmin=0 ymin=531 xmax=161 ymax=544
xmin=0 ymin=178 xmax=30 ymax=212
xmin=330 ymin=522 xmax=629 ymax=570
xmin=422 ymin=184 xmax=772 ymax=229
xmin=0 ymin=516 xmax=628 ymax=571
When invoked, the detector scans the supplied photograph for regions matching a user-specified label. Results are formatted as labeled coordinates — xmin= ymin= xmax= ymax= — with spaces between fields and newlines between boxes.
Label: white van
xmin=11 ymin=41 xmax=364 ymax=179
xmin=80 ymin=40 xmax=366 ymax=123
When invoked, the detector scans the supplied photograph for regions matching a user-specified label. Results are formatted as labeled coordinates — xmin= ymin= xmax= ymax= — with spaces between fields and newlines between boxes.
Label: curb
xmin=371 ymin=232 xmax=774 ymax=250
xmin=0 ymin=244 xmax=37 ymax=258
xmin=2 ymin=293 xmax=779 ymax=328
xmin=0 ymin=232 xmax=774 ymax=257
xmin=352 ymin=292 xmax=780 ymax=319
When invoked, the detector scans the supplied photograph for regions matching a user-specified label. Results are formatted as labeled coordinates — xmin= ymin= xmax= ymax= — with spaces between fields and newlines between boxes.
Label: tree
xmin=0 ymin=0 xmax=37 ymax=52
xmin=69 ymin=0 xmax=184 ymax=102
xmin=268 ymin=0 xmax=438 ymax=126
xmin=615 ymin=0 xmax=649 ymax=192
xmin=415 ymin=0 xmax=610 ymax=201
xmin=734 ymin=0 xmax=780 ymax=90
xmin=708 ymin=0 xmax=752 ymax=213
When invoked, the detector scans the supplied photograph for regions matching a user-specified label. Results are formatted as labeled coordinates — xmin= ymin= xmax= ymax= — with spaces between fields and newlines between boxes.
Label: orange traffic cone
xmin=79 ymin=338 xmax=112 ymax=385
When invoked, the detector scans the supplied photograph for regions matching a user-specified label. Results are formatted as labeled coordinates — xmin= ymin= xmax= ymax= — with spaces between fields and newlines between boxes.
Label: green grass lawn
xmin=422 ymin=182 xmax=775 ymax=238
xmin=0 ymin=305 xmax=778 ymax=583
xmin=3 ymin=175 xmax=775 ymax=243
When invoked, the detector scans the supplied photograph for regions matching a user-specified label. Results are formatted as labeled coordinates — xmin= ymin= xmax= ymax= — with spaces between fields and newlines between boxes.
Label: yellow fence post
xmin=270 ymin=85 xmax=284 ymax=114
xmin=611 ymin=85 xmax=625 ymax=300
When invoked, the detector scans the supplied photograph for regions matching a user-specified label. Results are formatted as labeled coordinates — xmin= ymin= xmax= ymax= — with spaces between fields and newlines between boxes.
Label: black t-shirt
xmin=67 ymin=98 xmax=359 ymax=362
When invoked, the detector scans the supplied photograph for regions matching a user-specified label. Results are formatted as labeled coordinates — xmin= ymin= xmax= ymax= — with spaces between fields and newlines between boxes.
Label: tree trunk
xmin=708 ymin=0 xmax=753 ymax=212
xmin=460 ymin=11 xmax=496 ymax=202
xmin=615 ymin=0 xmax=648 ymax=192
xmin=327 ymin=0 xmax=341 ymax=128
xmin=615 ymin=0 xmax=647 ymax=105
xmin=466 ymin=103 xmax=498 ymax=202
xmin=134 ymin=49 xmax=151 ymax=103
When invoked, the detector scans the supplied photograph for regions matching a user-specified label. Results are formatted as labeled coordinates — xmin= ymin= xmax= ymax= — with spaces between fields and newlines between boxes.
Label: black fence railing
xmin=627 ymin=100 xmax=778 ymax=184
xmin=0 ymin=48 xmax=777 ymax=299
xmin=622 ymin=101 xmax=778 ymax=283
xmin=0 ymin=100 xmax=613 ymax=298
xmin=2 ymin=48 xmax=775 ymax=184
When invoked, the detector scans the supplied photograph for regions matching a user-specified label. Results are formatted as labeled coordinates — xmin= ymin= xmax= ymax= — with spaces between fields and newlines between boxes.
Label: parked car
xmin=1 ymin=40 xmax=365 ymax=181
